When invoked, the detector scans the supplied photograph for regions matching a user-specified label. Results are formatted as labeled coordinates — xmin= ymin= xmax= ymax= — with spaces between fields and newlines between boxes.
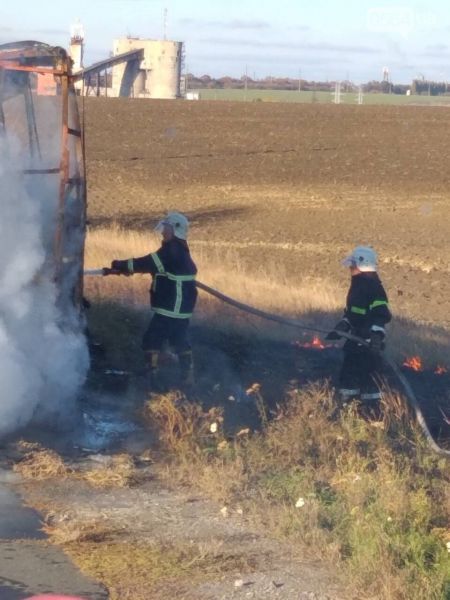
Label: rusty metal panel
xmin=0 ymin=41 xmax=87 ymax=310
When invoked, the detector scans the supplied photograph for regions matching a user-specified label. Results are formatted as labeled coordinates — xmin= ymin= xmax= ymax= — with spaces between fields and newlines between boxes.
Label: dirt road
xmin=0 ymin=471 xmax=107 ymax=599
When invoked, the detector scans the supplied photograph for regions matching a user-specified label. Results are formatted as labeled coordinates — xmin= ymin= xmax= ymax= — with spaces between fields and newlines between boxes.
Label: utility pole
xmin=163 ymin=7 xmax=168 ymax=40
xmin=298 ymin=69 xmax=301 ymax=92
xmin=334 ymin=81 xmax=341 ymax=104
xmin=244 ymin=64 xmax=248 ymax=101
xmin=357 ymin=85 xmax=363 ymax=105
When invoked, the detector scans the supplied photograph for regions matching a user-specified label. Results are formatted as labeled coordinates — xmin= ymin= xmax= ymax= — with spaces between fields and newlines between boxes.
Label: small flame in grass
xmin=310 ymin=336 xmax=326 ymax=349
xmin=403 ymin=357 xmax=448 ymax=375
xmin=293 ymin=336 xmax=329 ymax=350
xmin=403 ymin=356 xmax=423 ymax=371
xmin=246 ymin=383 xmax=261 ymax=396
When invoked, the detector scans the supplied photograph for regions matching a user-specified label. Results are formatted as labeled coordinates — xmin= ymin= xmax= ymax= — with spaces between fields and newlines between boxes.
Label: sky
xmin=1 ymin=0 xmax=450 ymax=83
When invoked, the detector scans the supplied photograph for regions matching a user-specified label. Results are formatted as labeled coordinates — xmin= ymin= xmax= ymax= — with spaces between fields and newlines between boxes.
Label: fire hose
xmin=84 ymin=269 xmax=450 ymax=457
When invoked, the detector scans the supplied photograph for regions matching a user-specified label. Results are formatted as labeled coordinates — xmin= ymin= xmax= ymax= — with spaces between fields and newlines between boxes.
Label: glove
xmin=325 ymin=318 xmax=351 ymax=341
xmin=102 ymin=260 xmax=131 ymax=276
xmin=111 ymin=259 xmax=126 ymax=272
xmin=369 ymin=330 xmax=385 ymax=353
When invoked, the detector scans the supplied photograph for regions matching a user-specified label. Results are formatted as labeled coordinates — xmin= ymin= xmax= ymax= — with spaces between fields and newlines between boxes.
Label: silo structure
xmin=142 ymin=40 xmax=183 ymax=99
xmin=133 ymin=69 xmax=146 ymax=96
xmin=111 ymin=37 xmax=183 ymax=99
xmin=112 ymin=37 xmax=142 ymax=97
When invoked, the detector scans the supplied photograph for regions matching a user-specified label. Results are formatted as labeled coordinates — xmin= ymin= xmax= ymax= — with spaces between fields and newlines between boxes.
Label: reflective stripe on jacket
xmin=114 ymin=238 xmax=197 ymax=318
xmin=344 ymin=272 xmax=391 ymax=338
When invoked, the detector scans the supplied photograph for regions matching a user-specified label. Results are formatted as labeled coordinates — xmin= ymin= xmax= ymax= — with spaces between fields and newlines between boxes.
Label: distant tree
xmin=392 ymin=84 xmax=408 ymax=95
xmin=411 ymin=79 xmax=446 ymax=95
xmin=380 ymin=80 xmax=393 ymax=94
xmin=218 ymin=77 xmax=234 ymax=89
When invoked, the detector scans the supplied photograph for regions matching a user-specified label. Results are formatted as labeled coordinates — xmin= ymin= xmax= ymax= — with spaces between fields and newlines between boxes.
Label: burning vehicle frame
xmin=0 ymin=40 xmax=86 ymax=309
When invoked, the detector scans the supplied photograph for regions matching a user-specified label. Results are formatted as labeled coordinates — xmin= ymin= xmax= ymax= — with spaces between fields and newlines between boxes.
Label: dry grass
xmin=64 ymin=539 xmax=257 ymax=600
xmin=143 ymin=391 xmax=224 ymax=453
xmin=145 ymin=386 xmax=450 ymax=599
xmin=85 ymin=227 xmax=450 ymax=368
xmin=80 ymin=453 xmax=137 ymax=488
xmin=13 ymin=448 xmax=71 ymax=481
xmin=143 ymin=392 xmax=248 ymax=502
xmin=12 ymin=441 xmax=137 ymax=488
xmin=42 ymin=517 xmax=117 ymax=545
xmin=84 ymin=226 xmax=341 ymax=323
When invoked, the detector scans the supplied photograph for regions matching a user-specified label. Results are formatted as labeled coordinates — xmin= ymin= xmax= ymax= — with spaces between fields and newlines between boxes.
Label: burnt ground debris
xmin=82 ymin=317 xmax=450 ymax=452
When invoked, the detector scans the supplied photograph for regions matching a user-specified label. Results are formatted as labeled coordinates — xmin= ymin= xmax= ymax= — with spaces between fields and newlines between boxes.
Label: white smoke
xmin=0 ymin=146 xmax=89 ymax=437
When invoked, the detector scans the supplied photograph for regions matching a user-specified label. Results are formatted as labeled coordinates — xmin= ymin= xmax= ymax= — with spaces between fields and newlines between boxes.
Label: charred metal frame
xmin=0 ymin=41 xmax=87 ymax=307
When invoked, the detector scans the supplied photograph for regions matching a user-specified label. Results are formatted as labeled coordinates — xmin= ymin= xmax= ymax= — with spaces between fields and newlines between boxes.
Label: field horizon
xmin=192 ymin=87 xmax=450 ymax=106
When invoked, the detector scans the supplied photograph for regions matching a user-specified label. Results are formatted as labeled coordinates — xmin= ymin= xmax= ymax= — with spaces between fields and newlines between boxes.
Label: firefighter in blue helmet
xmin=110 ymin=212 xmax=197 ymax=388
xmin=326 ymin=246 xmax=391 ymax=416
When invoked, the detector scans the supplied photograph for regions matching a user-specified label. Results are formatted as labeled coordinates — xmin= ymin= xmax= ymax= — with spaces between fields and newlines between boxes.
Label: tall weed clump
xmin=143 ymin=392 xmax=248 ymax=502
xmin=146 ymin=386 xmax=450 ymax=600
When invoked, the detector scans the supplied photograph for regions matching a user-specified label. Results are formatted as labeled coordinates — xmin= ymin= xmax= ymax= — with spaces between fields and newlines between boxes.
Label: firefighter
xmin=109 ymin=212 xmax=197 ymax=389
xmin=326 ymin=246 xmax=391 ymax=415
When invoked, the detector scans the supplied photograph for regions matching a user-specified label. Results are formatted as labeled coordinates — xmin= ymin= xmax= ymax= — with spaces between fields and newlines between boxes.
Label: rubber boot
xmin=337 ymin=389 xmax=360 ymax=411
xmin=360 ymin=392 xmax=383 ymax=421
xmin=145 ymin=350 xmax=165 ymax=393
xmin=178 ymin=350 xmax=195 ymax=387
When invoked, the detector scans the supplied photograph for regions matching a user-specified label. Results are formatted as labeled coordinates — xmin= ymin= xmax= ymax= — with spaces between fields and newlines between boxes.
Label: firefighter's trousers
xmin=143 ymin=313 xmax=190 ymax=354
xmin=142 ymin=313 xmax=193 ymax=383
xmin=338 ymin=341 xmax=383 ymax=406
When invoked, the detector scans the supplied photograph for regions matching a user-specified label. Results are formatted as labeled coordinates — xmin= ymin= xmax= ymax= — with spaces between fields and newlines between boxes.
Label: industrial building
xmin=112 ymin=38 xmax=183 ymax=99
xmin=69 ymin=22 xmax=184 ymax=100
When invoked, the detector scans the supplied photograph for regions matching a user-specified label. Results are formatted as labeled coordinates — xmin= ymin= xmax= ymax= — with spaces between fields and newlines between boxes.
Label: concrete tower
xmin=70 ymin=20 xmax=84 ymax=72
xmin=112 ymin=38 xmax=183 ymax=99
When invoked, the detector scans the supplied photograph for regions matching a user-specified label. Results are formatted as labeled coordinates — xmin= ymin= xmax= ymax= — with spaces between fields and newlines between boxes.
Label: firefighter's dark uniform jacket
xmin=112 ymin=238 xmax=197 ymax=319
xmin=338 ymin=271 xmax=391 ymax=406
xmin=343 ymin=272 xmax=391 ymax=346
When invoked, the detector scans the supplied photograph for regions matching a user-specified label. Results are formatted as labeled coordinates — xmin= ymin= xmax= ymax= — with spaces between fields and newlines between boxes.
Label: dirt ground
xmin=20 ymin=464 xmax=344 ymax=600
xmin=84 ymin=98 xmax=450 ymax=328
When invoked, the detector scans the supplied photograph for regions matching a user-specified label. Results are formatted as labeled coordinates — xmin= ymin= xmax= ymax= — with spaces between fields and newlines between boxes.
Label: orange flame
xmin=293 ymin=336 xmax=328 ymax=350
xmin=310 ymin=336 xmax=326 ymax=349
xmin=435 ymin=365 xmax=447 ymax=375
xmin=403 ymin=356 xmax=423 ymax=371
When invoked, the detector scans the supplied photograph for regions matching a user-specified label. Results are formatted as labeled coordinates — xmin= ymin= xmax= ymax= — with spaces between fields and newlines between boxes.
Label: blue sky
xmin=1 ymin=0 xmax=450 ymax=83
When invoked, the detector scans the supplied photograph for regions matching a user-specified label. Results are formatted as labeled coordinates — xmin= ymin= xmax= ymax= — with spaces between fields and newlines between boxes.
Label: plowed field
xmin=84 ymin=99 xmax=450 ymax=327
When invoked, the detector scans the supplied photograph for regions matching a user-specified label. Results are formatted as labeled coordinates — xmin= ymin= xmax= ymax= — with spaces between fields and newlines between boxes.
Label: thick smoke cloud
xmin=0 ymin=145 xmax=89 ymax=436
